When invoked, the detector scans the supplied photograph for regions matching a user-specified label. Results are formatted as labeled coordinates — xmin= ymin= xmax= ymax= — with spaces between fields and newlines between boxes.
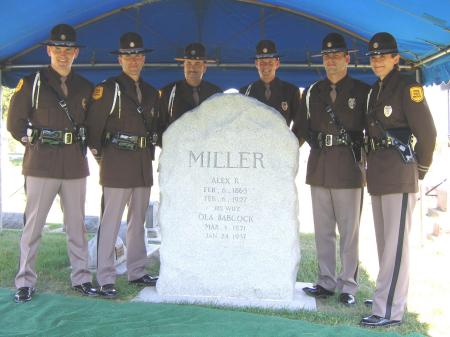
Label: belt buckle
xmin=139 ymin=136 xmax=146 ymax=149
xmin=325 ymin=134 xmax=333 ymax=147
xmin=64 ymin=132 xmax=73 ymax=145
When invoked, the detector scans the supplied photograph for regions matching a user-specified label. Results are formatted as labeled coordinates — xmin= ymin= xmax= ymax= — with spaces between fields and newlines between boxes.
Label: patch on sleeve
xmin=15 ymin=78 xmax=24 ymax=93
xmin=92 ymin=86 xmax=104 ymax=100
xmin=409 ymin=86 xmax=424 ymax=103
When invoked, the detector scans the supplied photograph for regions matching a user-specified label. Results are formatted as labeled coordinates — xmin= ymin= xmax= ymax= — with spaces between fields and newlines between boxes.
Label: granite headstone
xmin=157 ymin=93 xmax=300 ymax=301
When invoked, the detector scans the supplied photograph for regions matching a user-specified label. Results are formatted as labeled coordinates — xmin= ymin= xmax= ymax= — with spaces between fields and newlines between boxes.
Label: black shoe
xmin=339 ymin=293 xmax=356 ymax=306
xmin=129 ymin=274 xmax=158 ymax=286
xmin=14 ymin=287 xmax=35 ymax=303
xmin=360 ymin=315 xmax=401 ymax=328
xmin=98 ymin=284 xmax=118 ymax=298
xmin=72 ymin=282 xmax=98 ymax=296
xmin=364 ymin=299 xmax=373 ymax=307
xmin=302 ymin=285 xmax=334 ymax=298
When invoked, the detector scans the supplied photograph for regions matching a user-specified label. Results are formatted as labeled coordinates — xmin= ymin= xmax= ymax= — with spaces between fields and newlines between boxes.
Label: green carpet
xmin=0 ymin=289 xmax=425 ymax=337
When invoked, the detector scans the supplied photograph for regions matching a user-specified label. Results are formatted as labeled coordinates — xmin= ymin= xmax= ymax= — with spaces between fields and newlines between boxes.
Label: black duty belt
xmin=317 ymin=132 xmax=351 ymax=148
xmin=28 ymin=128 xmax=76 ymax=145
xmin=314 ymin=131 xmax=363 ymax=149
xmin=368 ymin=136 xmax=395 ymax=151
xmin=367 ymin=128 xmax=412 ymax=151
xmin=106 ymin=132 xmax=148 ymax=151
xmin=367 ymin=130 xmax=415 ymax=163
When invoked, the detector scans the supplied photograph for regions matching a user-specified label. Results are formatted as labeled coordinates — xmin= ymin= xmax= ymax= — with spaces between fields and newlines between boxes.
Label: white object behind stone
xmin=88 ymin=236 xmax=127 ymax=274
xmin=157 ymin=94 xmax=300 ymax=301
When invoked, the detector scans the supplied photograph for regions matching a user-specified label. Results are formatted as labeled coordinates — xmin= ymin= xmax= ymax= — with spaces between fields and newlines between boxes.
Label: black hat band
xmin=46 ymin=40 xmax=77 ymax=47
xmin=321 ymin=47 xmax=348 ymax=54
xmin=255 ymin=52 xmax=279 ymax=59
xmin=118 ymin=48 xmax=147 ymax=54
xmin=367 ymin=48 xmax=399 ymax=56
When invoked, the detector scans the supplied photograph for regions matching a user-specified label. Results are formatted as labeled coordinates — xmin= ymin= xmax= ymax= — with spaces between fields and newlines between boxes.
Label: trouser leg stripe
xmin=352 ymin=188 xmax=364 ymax=284
xmin=385 ymin=193 xmax=408 ymax=319
xmin=96 ymin=187 xmax=105 ymax=270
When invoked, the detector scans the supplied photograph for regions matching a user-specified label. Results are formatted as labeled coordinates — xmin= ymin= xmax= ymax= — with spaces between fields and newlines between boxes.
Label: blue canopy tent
xmin=0 ymin=0 xmax=449 ymax=227
xmin=1 ymin=0 xmax=449 ymax=89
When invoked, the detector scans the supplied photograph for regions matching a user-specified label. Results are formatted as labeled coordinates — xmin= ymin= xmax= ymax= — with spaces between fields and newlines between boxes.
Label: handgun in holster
xmin=385 ymin=131 xmax=416 ymax=164
xmin=77 ymin=126 xmax=88 ymax=157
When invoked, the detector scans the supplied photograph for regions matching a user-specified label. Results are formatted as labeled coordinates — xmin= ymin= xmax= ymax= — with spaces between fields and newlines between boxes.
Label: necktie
xmin=264 ymin=83 xmax=271 ymax=100
xmin=330 ymin=84 xmax=337 ymax=103
xmin=135 ymin=81 xmax=142 ymax=104
xmin=193 ymin=86 xmax=200 ymax=106
xmin=60 ymin=76 xmax=68 ymax=97
xmin=376 ymin=81 xmax=383 ymax=101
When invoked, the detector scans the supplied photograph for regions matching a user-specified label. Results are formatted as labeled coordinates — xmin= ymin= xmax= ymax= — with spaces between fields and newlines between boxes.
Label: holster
xmin=368 ymin=128 xmax=416 ymax=164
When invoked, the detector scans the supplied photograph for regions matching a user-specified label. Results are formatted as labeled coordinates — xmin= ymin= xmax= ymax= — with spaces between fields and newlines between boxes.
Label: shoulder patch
xmin=410 ymin=86 xmax=424 ymax=103
xmin=15 ymin=78 xmax=24 ymax=93
xmin=92 ymin=86 xmax=104 ymax=100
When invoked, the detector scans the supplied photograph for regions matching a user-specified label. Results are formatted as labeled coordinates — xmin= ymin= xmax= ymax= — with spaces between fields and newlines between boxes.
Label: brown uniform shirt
xmin=295 ymin=75 xmax=370 ymax=189
xmin=239 ymin=77 xmax=301 ymax=127
xmin=159 ymin=79 xmax=222 ymax=135
xmin=86 ymin=72 xmax=159 ymax=188
xmin=366 ymin=69 xmax=436 ymax=195
xmin=7 ymin=66 xmax=92 ymax=179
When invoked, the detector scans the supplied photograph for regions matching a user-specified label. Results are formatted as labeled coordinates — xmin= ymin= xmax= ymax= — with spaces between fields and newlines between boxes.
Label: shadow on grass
xmin=0 ymin=230 xmax=430 ymax=336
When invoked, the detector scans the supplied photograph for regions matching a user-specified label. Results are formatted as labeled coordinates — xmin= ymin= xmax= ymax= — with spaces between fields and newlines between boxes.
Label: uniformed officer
xmin=360 ymin=32 xmax=436 ymax=327
xmin=295 ymin=33 xmax=370 ymax=305
xmin=7 ymin=24 xmax=96 ymax=302
xmin=240 ymin=40 xmax=300 ymax=128
xmin=159 ymin=42 xmax=222 ymax=135
xmin=85 ymin=32 xmax=160 ymax=298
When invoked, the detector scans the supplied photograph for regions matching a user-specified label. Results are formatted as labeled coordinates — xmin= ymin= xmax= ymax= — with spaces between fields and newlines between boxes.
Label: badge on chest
xmin=348 ymin=98 xmax=356 ymax=109
xmin=384 ymin=105 xmax=393 ymax=117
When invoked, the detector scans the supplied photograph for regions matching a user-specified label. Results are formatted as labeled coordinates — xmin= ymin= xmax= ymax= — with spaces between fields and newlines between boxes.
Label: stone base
xmin=132 ymin=282 xmax=316 ymax=311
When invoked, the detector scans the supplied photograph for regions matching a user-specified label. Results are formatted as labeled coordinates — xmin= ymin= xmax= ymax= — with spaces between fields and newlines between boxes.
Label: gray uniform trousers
xmin=310 ymin=186 xmax=362 ymax=294
xmin=371 ymin=193 xmax=416 ymax=321
xmin=96 ymin=186 xmax=150 ymax=286
xmin=15 ymin=176 xmax=91 ymax=288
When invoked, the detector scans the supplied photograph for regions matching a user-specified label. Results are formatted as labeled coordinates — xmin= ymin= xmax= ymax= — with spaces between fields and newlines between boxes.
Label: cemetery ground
xmin=0 ymin=229 xmax=434 ymax=337
xmin=1 ymin=146 xmax=449 ymax=336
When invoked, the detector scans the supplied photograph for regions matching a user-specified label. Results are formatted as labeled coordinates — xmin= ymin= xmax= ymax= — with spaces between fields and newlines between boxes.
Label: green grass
xmin=0 ymin=229 xmax=429 ymax=336
xmin=45 ymin=223 xmax=64 ymax=231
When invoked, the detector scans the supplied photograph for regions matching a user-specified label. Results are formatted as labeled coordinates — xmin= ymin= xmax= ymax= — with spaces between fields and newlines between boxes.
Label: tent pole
xmin=413 ymin=45 xmax=450 ymax=68
xmin=0 ymin=69 xmax=3 ymax=230
xmin=3 ymin=63 xmax=412 ymax=70
xmin=416 ymin=68 xmax=422 ymax=84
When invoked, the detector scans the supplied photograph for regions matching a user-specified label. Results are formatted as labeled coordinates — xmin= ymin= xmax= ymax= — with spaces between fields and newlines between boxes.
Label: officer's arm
xmin=85 ymin=84 xmax=112 ymax=156
xmin=361 ymin=84 xmax=371 ymax=138
xmin=291 ymin=88 xmax=308 ymax=147
xmin=7 ymin=78 xmax=32 ymax=144
xmin=238 ymin=85 xmax=247 ymax=95
xmin=150 ymin=90 xmax=162 ymax=147
xmin=403 ymin=84 xmax=437 ymax=179
xmin=158 ymin=87 xmax=170 ymax=141
xmin=214 ymin=84 xmax=222 ymax=95
xmin=289 ymin=86 xmax=301 ymax=132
